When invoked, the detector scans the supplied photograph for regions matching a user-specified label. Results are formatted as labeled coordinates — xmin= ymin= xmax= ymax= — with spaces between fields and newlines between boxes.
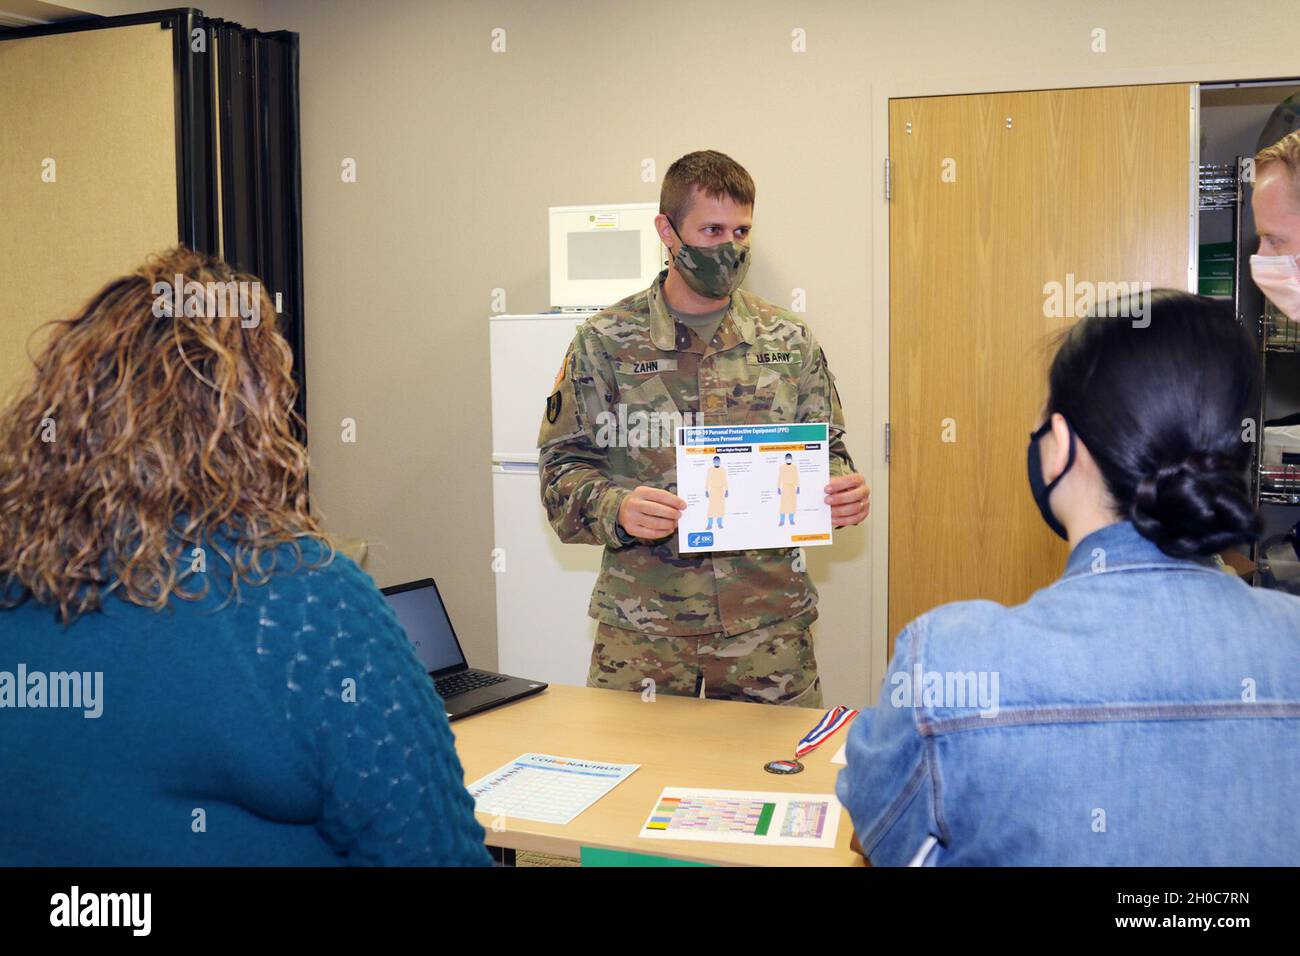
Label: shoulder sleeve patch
xmin=538 ymin=341 xmax=585 ymax=449
xmin=551 ymin=353 xmax=570 ymax=391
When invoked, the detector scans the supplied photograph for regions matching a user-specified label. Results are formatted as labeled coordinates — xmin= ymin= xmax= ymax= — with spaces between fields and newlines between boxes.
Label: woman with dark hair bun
xmin=1041 ymin=289 xmax=1261 ymax=559
xmin=838 ymin=290 xmax=1300 ymax=866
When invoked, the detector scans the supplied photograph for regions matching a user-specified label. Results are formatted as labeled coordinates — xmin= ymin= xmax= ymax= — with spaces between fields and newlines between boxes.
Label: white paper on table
xmin=676 ymin=422 xmax=832 ymax=554
xmin=467 ymin=753 xmax=639 ymax=825
xmin=639 ymin=787 xmax=842 ymax=849
xmin=830 ymin=742 xmax=847 ymax=765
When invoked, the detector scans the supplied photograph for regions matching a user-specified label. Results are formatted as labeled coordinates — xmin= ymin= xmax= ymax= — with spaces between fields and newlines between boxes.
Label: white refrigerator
xmin=490 ymin=313 xmax=603 ymax=687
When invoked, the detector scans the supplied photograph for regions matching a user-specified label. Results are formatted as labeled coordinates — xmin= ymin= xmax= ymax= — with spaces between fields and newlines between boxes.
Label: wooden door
xmin=888 ymin=83 xmax=1193 ymax=650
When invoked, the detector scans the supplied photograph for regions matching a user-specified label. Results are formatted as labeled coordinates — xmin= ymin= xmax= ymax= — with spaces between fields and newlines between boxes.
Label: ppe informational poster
xmin=675 ymin=422 xmax=832 ymax=553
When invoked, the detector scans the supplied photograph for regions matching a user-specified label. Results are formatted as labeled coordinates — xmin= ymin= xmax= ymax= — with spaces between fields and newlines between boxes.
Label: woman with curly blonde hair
xmin=0 ymin=247 xmax=489 ymax=866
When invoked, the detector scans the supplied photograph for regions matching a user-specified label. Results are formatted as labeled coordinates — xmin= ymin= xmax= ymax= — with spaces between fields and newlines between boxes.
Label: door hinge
xmin=884 ymin=158 xmax=891 ymax=202
xmin=884 ymin=422 xmax=891 ymax=463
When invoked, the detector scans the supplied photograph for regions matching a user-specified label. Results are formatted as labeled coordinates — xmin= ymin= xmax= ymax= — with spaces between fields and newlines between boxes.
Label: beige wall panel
xmin=0 ymin=22 xmax=177 ymax=404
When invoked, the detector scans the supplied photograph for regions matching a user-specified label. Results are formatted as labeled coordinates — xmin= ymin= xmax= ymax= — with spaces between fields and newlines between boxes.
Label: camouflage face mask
xmin=665 ymin=215 xmax=751 ymax=299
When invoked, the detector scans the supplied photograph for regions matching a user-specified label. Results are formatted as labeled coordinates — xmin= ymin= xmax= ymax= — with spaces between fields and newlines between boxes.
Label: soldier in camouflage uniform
xmin=537 ymin=150 xmax=870 ymax=707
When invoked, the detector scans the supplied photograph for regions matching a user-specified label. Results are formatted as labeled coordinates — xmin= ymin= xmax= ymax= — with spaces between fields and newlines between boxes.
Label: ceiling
xmin=0 ymin=1 xmax=92 ymax=29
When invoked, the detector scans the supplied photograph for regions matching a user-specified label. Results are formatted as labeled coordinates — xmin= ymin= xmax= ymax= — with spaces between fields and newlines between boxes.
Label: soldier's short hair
xmin=1256 ymin=129 xmax=1300 ymax=201
xmin=661 ymin=150 xmax=756 ymax=226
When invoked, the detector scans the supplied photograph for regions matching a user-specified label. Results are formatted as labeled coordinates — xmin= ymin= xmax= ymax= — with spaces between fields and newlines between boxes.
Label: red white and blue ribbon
xmin=794 ymin=705 xmax=859 ymax=758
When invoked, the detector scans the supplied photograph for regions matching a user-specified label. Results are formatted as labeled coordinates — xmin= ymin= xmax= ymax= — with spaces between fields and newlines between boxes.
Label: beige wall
xmin=0 ymin=22 xmax=177 ymax=406
xmin=276 ymin=0 xmax=1300 ymax=708
xmin=56 ymin=0 xmax=1300 ymax=705
xmin=276 ymin=0 xmax=880 ymax=697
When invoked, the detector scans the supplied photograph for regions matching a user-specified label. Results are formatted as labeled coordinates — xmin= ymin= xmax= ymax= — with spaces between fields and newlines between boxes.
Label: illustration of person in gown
xmin=705 ymin=455 xmax=729 ymax=530
xmin=777 ymin=453 xmax=800 ymax=526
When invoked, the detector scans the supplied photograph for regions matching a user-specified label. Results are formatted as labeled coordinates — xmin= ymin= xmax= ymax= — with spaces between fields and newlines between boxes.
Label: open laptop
xmin=381 ymin=578 xmax=547 ymax=721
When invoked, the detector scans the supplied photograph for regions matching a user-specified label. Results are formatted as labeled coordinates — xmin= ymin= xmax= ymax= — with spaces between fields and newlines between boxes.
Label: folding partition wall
xmin=0 ymin=17 xmax=179 ymax=405
xmin=0 ymin=9 xmax=307 ymax=427
xmin=209 ymin=16 xmax=307 ymax=425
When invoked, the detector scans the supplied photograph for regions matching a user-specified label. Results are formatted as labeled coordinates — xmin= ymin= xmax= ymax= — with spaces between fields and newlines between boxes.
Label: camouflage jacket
xmin=537 ymin=270 xmax=856 ymax=637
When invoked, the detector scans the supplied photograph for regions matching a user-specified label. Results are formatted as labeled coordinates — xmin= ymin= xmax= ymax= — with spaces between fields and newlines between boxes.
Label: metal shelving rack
xmin=1256 ymin=293 xmax=1300 ymax=508
xmin=1199 ymin=155 xmax=1300 ymax=579
xmin=1198 ymin=157 xmax=1253 ymax=499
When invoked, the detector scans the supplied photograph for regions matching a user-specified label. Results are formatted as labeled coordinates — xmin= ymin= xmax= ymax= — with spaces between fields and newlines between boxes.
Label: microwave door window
xmin=568 ymin=230 xmax=642 ymax=279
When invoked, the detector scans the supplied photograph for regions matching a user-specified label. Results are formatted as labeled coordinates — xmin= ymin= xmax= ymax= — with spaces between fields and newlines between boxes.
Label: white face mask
xmin=1250 ymin=252 xmax=1300 ymax=322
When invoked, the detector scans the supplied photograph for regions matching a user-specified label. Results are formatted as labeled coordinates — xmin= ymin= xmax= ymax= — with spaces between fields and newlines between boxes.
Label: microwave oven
xmin=548 ymin=202 xmax=665 ymax=311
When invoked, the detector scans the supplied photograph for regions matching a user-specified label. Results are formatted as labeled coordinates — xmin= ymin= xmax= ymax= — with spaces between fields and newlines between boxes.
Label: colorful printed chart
xmin=639 ymin=787 xmax=842 ymax=849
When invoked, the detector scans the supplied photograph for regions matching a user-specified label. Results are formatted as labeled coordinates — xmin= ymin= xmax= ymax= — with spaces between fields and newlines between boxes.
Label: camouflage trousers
xmin=588 ymin=616 xmax=823 ymax=708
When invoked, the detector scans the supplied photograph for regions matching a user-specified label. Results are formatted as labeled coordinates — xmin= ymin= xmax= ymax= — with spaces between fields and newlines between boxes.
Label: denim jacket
xmin=836 ymin=520 xmax=1300 ymax=865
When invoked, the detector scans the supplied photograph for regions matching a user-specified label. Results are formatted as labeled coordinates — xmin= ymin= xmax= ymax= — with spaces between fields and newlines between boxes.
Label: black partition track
xmin=210 ymin=17 xmax=308 ymax=428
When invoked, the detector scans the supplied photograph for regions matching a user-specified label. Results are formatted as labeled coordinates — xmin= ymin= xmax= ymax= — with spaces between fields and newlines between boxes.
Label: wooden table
xmin=452 ymin=683 xmax=865 ymax=867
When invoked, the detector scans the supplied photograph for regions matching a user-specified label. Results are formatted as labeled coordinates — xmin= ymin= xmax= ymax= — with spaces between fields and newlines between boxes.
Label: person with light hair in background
xmin=1251 ymin=129 xmax=1300 ymax=321
xmin=0 ymin=247 xmax=490 ymax=866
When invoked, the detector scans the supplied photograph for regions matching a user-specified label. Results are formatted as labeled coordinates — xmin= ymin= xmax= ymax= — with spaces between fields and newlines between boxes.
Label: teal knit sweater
xmin=0 ymin=538 xmax=491 ymax=866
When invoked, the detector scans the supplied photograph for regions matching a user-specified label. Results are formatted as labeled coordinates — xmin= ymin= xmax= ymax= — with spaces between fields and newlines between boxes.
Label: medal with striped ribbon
xmin=763 ymin=704 xmax=860 ymax=775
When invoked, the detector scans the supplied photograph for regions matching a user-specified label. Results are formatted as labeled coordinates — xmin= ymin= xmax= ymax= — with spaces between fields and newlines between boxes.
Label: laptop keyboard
xmin=436 ymin=670 xmax=508 ymax=698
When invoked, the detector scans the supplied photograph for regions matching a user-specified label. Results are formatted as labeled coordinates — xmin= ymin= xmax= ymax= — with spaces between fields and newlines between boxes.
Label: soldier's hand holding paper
xmin=618 ymin=486 xmax=687 ymax=541
xmin=826 ymin=473 xmax=870 ymax=528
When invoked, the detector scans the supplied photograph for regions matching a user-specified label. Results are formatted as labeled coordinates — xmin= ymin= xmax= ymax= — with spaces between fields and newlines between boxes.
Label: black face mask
xmin=1027 ymin=417 xmax=1077 ymax=540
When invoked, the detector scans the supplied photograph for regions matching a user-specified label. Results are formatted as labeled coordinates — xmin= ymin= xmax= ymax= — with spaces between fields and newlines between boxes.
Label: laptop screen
xmin=381 ymin=580 xmax=466 ymax=676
